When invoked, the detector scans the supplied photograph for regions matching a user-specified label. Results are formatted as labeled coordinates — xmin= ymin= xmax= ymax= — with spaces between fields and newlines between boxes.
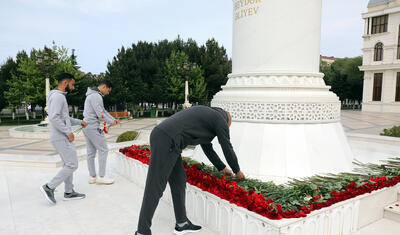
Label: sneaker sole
xmin=173 ymin=229 xmax=201 ymax=235
xmin=63 ymin=196 xmax=86 ymax=201
xmin=40 ymin=186 xmax=56 ymax=205
xmin=96 ymin=181 xmax=114 ymax=185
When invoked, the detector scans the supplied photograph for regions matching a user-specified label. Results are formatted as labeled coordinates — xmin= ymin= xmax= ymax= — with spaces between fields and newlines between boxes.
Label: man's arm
xmin=49 ymin=96 xmax=70 ymax=136
xmin=215 ymin=125 xmax=240 ymax=174
xmin=91 ymin=94 xmax=115 ymax=124
xmin=200 ymin=143 xmax=226 ymax=171
xmin=69 ymin=117 xmax=82 ymax=126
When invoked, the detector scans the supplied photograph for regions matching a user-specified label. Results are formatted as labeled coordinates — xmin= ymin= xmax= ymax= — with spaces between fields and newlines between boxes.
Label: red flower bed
xmin=119 ymin=145 xmax=400 ymax=220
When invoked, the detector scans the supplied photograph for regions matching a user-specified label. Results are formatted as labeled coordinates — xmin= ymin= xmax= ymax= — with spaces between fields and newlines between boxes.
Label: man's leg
xmin=137 ymin=128 xmax=179 ymax=235
xmin=48 ymin=139 xmax=78 ymax=191
xmin=86 ymin=130 xmax=108 ymax=177
xmin=84 ymin=129 xmax=97 ymax=177
xmin=168 ymin=156 xmax=188 ymax=224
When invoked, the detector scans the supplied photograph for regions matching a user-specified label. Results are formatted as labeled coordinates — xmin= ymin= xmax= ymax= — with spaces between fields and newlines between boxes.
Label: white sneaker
xmin=96 ymin=176 xmax=114 ymax=185
xmin=88 ymin=176 xmax=97 ymax=184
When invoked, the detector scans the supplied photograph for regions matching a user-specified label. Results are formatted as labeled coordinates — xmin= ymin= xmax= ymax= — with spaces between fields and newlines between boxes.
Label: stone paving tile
xmin=0 ymin=149 xmax=55 ymax=155
xmin=0 ymin=138 xmax=39 ymax=149
xmin=0 ymin=157 xmax=217 ymax=235
xmin=341 ymin=121 xmax=375 ymax=130
xmin=0 ymin=132 xmax=10 ymax=138
xmin=16 ymin=141 xmax=56 ymax=151
xmin=0 ymin=126 xmax=12 ymax=131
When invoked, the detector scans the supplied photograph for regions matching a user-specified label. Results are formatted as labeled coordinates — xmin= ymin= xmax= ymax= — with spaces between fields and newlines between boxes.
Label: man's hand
xmin=81 ymin=120 xmax=88 ymax=128
xmin=68 ymin=133 xmax=75 ymax=142
xmin=235 ymin=170 xmax=245 ymax=181
xmin=221 ymin=167 xmax=234 ymax=177
xmin=112 ymin=119 xmax=120 ymax=126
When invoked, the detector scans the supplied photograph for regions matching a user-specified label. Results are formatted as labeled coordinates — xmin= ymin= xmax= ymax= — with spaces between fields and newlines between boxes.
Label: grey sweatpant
xmin=83 ymin=128 xmax=108 ymax=177
xmin=137 ymin=127 xmax=188 ymax=235
xmin=48 ymin=139 xmax=78 ymax=193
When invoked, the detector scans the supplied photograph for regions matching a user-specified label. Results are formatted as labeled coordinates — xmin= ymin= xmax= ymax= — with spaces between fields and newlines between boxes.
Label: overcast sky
xmin=0 ymin=0 xmax=368 ymax=74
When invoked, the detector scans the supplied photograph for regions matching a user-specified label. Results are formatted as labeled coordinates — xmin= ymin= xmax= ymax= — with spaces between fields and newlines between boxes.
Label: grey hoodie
xmin=48 ymin=89 xmax=82 ymax=141
xmin=83 ymin=87 xmax=115 ymax=129
xmin=157 ymin=105 xmax=240 ymax=173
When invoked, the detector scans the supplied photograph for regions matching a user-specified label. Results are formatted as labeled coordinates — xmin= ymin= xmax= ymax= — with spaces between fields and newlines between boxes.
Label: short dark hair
xmin=57 ymin=72 xmax=74 ymax=82
xmin=99 ymin=80 xmax=113 ymax=88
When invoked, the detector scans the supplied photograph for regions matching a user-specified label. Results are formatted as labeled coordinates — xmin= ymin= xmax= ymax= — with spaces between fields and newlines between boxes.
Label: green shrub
xmin=116 ymin=131 xmax=139 ymax=143
xmin=380 ymin=126 xmax=400 ymax=138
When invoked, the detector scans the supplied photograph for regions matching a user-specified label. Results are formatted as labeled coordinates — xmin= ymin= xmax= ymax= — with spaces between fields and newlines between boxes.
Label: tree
xmin=200 ymin=38 xmax=231 ymax=102
xmin=5 ymin=42 xmax=79 ymax=120
xmin=4 ymin=51 xmax=29 ymax=119
xmin=105 ymin=37 xmax=231 ymax=109
xmin=67 ymin=72 xmax=98 ymax=117
xmin=165 ymin=51 xmax=186 ymax=106
xmin=0 ymin=57 xmax=17 ymax=114
xmin=105 ymin=46 xmax=142 ymax=110
xmin=165 ymin=51 xmax=206 ymax=108
xmin=320 ymin=57 xmax=364 ymax=102
xmin=189 ymin=66 xmax=207 ymax=103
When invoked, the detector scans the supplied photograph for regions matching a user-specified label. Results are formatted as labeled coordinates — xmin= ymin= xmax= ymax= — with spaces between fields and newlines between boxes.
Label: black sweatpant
xmin=137 ymin=127 xmax=188 ymax=235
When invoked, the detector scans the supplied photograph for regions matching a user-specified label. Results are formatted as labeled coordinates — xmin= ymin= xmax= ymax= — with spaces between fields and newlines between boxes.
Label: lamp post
xmin=177 ymin=60 xmax=196 ymax=109
xmin=35 ymin=48 xmax=58 ymax=124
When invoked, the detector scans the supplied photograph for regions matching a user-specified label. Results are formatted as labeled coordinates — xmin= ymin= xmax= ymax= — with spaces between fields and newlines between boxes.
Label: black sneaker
xmin=40 ymin=184 xmax=56 ymax=205
xmin=174 ymin=220 xmax=202 ymax=235
xmin=63 ymin=190 xmax=86 ymax=201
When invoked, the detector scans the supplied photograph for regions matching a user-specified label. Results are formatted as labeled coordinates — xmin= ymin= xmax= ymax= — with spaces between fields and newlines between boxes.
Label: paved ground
xmin=1 ymin=111 xmax=399 ymax=158
xmin=0 ymin=155 xmax=216 ymax=235
xmin=0 ymin=111 xmax=399 ymax=235
xmin=0 ymin=118 xmax=159 ymax=156
xmin=341 ymin=110 xmax=400 ymax=135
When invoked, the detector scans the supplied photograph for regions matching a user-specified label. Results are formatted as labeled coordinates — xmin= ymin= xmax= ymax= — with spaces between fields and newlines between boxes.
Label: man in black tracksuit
xmin=135 ymin=106 xmax=245 ymax=235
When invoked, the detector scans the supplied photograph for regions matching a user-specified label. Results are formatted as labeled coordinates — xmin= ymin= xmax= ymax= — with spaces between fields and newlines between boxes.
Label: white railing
xmin=115 ymin=152 xmax=400 ymax=235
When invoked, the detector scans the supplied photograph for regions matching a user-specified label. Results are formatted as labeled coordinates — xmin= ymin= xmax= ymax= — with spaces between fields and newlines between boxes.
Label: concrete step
xmin=358 ymin=219 xmax=400 ymax=235
xmin=384 ymin=201 xmax=400 ymax=223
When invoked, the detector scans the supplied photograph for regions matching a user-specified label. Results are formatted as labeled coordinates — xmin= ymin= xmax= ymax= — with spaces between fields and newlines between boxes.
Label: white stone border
xmin=115 ymin=152 xmax=400 ymax=235
xmin=226 ymin=72 xmax=328 ymax=88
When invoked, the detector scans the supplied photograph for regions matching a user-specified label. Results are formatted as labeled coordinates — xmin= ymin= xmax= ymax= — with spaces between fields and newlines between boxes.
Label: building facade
xmin=360 ymin=0 xmax=400 ymax=113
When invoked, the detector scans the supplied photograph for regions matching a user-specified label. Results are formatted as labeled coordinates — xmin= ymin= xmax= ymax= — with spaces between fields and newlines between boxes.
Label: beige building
xmin=360 ymin=0 xmax=400 ymax=113
xmin=320 ymin=55 xmax=339 ymax=65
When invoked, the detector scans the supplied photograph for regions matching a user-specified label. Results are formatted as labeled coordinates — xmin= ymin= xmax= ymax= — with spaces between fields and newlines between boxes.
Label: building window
xmin=371 ymin=15 xmax=388 ymax=34
xmin=398 ymin=25 xmax=400 ymax=59
xmin=374 ymin=42 xmax=384 ymax=61
xmin=373 ymin=73 xmax=383 ymax=101
xmin=367 ymin=18 xmax=370 ymax=34
xmin=396 ymin=73 xmax=400 ymax=102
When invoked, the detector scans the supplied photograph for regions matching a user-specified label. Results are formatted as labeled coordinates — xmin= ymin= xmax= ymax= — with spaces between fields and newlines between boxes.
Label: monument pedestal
xmin=193 ymin=122 xmax=353 ymax=184
xmin=192 ymin=0 xmax=354 ymax=182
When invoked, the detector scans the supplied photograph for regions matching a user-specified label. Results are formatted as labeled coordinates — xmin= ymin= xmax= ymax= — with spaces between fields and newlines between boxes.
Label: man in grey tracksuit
xmin=40 ymin=72 xmax=87 ymax=204
xmin=135 ymin=105 xmax=246 ymax=235
xmin=83 ymin=80 xmax=118 ymax=185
